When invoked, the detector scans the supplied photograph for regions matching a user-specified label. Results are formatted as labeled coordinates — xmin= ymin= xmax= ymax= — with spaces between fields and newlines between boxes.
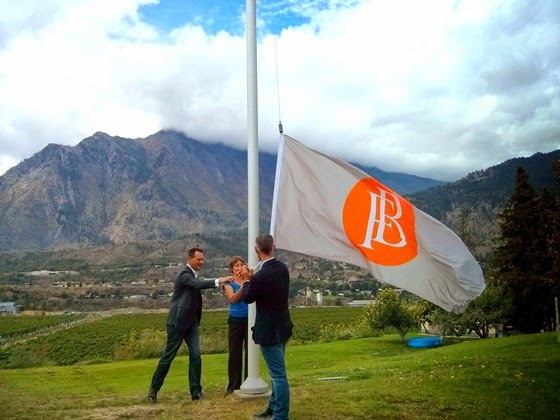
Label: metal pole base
xmin=238 ymin=376 xmax=269 ymax=395
xmin=233 ymin=389 xmax=271 ymax=400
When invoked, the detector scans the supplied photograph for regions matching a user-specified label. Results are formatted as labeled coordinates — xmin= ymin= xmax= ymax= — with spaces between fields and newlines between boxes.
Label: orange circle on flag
xmin=342 ymin=178 xmax=417 ymax=266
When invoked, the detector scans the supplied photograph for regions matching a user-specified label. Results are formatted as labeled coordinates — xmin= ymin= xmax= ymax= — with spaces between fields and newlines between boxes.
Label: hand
xmin=239 ymin=265 xmax=252 ymax=280
xmin=218 ymin=277 xmax=232 ymax=285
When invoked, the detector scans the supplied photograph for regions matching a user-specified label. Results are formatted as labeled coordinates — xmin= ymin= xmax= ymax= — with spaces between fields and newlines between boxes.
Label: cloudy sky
xmin=1 ymin=0 xmax=559 ymax=181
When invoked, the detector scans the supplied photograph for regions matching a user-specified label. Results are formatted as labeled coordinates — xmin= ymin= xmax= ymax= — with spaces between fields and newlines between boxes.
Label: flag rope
xmin=274 ymin=36 xmax=283 ymax=134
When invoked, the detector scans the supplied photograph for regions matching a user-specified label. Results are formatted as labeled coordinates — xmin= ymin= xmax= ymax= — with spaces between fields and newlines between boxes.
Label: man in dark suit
xmin=148 ymin=247 xmax=229 ymax=403
xmin=241 ymin=234 xmax=293 ymax=420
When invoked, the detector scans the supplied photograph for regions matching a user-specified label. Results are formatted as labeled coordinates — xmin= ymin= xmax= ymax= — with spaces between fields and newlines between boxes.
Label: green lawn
xmin=1 ymin=332 xmax=558 ymax=419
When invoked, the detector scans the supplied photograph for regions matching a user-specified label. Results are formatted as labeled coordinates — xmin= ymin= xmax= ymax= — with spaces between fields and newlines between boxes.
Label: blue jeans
xmin=260 ymin=342 xmax=289 ymax=420
xmin=150 ymin=323 xmax=202 ymax=397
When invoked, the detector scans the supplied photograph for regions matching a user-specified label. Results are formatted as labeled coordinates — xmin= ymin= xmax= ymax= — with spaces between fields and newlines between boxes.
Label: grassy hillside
xmin=0 ymin=332 xmax=558 ymax=419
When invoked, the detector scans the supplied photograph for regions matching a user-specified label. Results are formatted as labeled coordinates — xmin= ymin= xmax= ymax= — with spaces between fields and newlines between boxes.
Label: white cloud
xmin=0 ymin=155 xmax=19 ymax=176
xmin=0 ymin=0 xmax=559 ymax=181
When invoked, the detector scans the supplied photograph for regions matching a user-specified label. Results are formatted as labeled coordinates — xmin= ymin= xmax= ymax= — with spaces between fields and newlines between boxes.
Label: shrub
xmin=362 ymin=289 xmax=420 ymax=342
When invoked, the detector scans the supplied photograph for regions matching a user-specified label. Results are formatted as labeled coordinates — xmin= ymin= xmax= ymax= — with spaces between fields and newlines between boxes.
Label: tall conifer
xmin=494 ymin=166 xmax=541 ymax=332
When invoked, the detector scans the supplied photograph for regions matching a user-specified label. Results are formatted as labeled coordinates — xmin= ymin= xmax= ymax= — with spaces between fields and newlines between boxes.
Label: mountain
xmin=354 ymin=163 xmax=446 ymax=195
xmin=408 ymin=149 xmax=560 ymax=260
xmin=0 ymin=130 xmax=444 ymax=251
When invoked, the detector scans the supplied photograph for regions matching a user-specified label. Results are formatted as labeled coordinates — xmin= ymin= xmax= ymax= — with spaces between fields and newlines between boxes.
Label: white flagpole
xmin=239 ymin=0 xmax=269 ymax=394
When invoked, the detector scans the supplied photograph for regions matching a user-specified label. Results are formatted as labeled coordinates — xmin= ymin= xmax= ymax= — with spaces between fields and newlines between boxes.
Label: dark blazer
xmin=242 ymin=258 xmax=293 ymax=345
xmin=166 ymin=266 xmax=216 ymax=333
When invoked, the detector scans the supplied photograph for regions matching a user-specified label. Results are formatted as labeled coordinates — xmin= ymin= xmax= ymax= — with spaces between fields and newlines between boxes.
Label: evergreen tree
xmin=550 ymin=161 xmax=560 ymax=283
xmin=536 ymin=187 xmax=559 ymax=330
xmin=494 ymin=166 xmax=550 ymax=332
xmin=546 ymin=161 xmax=560 ymax=329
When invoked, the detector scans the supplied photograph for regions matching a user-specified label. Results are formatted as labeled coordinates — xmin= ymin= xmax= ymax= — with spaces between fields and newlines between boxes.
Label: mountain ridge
xmin=0 ymin=130 xmax=444 ymax=251
xmin=408 ymin=149 xmax=560 ymax=260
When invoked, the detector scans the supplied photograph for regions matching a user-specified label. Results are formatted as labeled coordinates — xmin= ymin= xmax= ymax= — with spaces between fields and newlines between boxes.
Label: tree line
xmin=490 ymin=163 xmax=560 ymax=332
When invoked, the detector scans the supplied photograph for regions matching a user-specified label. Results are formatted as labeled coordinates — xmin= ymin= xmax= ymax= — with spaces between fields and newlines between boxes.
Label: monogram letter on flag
xmin=270 ymin=135 xmax=485 ymax=313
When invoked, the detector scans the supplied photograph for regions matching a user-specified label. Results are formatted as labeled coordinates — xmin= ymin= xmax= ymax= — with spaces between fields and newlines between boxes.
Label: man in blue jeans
xmin=241 ymin=234 xmax=293 ymax=419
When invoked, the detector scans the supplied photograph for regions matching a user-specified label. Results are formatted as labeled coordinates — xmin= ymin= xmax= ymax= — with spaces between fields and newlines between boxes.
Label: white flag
xmin=271 ymin=135 xmax=485 ymax=313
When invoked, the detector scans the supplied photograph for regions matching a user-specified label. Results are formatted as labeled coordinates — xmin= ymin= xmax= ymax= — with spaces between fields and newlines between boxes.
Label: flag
xmin=270 ymin=135 xmax=486 ymax=313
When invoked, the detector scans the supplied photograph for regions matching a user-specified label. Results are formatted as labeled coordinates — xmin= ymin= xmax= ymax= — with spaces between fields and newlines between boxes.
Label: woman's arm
xmin=224 ymin=283 xmax=244 ymax=303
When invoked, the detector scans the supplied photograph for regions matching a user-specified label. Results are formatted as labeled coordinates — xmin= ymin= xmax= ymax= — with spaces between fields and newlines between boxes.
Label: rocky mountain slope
xmin=0 ymin=130 xmax=444 ymax=250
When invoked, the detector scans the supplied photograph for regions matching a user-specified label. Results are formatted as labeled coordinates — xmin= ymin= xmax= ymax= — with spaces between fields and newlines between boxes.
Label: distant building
xmin=26 ymin=270 xmax=79 ymax=276
xmin=347 ymin=300 xmax=375 ymax=307
xmin=0 ymin=302 xmax=18 ymax=314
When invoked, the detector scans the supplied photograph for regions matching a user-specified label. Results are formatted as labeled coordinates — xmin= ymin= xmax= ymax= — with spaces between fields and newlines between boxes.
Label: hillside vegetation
xmin=0 ymin=308 xmax=364 ymax=368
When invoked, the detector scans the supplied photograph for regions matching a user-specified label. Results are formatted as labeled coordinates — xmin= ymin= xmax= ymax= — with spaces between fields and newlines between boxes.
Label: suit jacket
xmin=165 ymin=266 xmax=216 ymax=333
xmin=242 ymin=258 xmax=293 ymax=345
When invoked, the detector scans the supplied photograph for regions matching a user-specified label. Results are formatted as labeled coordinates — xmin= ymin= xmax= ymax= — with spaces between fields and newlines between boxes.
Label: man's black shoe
xmin=147 ymin=387 xmax=158 ymax=403
xmin=254 ymin=407 xmax=273 ymax=418
xmin=191 ymin=393 xmax=205 ymax=401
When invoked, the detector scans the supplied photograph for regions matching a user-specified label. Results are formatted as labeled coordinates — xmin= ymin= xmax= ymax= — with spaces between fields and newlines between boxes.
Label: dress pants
xmin=227 ymin=315 xmax=248 ymax=392
xmin=150 ymin=323 xmax=202 ymax=397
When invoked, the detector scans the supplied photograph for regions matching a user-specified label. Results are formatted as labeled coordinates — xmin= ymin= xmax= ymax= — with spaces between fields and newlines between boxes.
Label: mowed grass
xmin=0 ymin=333 xmax=558 ymax=420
